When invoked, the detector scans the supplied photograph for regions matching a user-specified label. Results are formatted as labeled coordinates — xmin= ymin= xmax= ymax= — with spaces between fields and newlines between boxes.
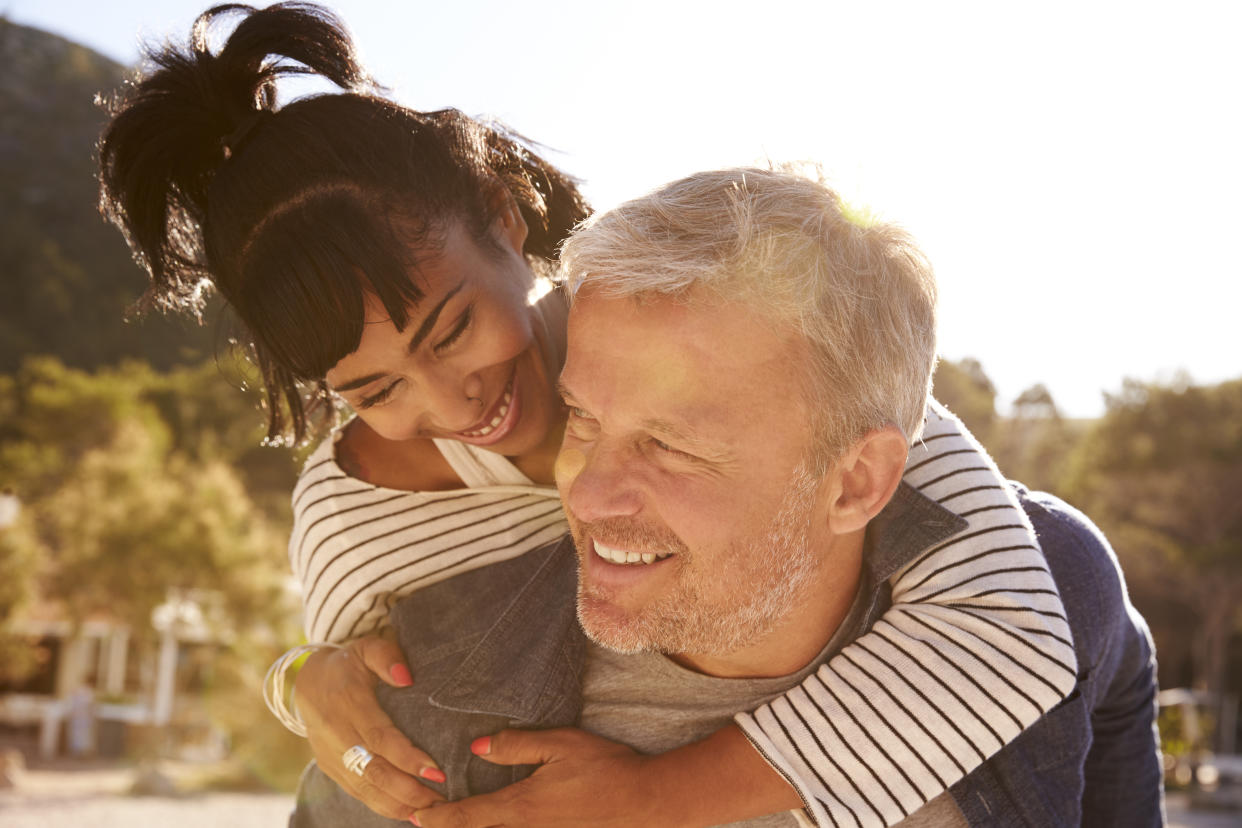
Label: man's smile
xmin=593 ymin=540 xmax=674 ymax=566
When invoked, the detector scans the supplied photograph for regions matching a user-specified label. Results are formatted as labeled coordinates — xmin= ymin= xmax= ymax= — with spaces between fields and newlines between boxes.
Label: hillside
xmin=0 ymin=18 xmax=215 ymax=373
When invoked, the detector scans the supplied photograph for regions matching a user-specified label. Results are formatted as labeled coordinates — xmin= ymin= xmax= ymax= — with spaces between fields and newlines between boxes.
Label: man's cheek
xmin=554 ymin=446 xmax=587 ymax=492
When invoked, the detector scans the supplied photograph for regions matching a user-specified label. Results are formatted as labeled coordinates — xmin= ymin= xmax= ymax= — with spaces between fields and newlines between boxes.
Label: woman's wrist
xmin=262 ymin=641 xmax=343 ymax=736
xmin=646 ymin=724 xmax=804 ymax=827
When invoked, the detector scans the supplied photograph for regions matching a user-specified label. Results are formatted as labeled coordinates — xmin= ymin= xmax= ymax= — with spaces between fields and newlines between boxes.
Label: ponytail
xmin=98 ymin=2 xmax=373 ymax=316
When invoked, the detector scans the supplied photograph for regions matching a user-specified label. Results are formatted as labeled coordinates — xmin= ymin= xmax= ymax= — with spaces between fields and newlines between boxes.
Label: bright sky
xmin=10 ymin=0 xmax=1240 ymax=417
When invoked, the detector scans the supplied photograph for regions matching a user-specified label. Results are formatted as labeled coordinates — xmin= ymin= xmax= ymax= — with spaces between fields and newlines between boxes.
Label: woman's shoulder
xmin=303 ymin=418 xmax=462 ymax=493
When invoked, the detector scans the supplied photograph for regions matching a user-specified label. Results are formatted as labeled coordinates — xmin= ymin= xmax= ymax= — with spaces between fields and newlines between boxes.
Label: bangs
xmin=236 ymin=191 xmax=434 ymax=380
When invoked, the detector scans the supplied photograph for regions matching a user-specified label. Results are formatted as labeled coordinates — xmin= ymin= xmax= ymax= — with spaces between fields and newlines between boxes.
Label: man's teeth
xmin=594 ymin=541 xmax=672 ymax=566
xmin=463 ymin=387 xmax=513 ymax=437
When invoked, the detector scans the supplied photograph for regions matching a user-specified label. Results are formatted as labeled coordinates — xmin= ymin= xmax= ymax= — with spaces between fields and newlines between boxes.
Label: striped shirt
xmin=288 ymin=399 xmax=1076 ymax=827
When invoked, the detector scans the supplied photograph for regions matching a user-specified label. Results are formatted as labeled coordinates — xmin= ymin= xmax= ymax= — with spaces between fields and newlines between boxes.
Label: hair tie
xmin=221 ymin=110 xmax=271 ymax=161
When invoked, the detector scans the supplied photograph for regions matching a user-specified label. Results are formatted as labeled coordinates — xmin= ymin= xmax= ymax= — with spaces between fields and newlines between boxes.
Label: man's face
xmin=555 ymin=287 xmax=836 ymax=668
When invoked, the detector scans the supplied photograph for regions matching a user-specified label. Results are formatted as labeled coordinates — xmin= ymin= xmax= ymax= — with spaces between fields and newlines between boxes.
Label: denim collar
xmin=865 ymin=481 xmax=969 ymax=585
xmin=427 ymin=483 xmax=967 ymax=723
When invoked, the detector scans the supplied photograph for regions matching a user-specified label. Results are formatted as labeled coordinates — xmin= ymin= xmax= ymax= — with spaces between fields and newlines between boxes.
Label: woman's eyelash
xmin=358 ymin=382 xmax=397 ymax=409
xmin=434 ymin=306 xmax=473 ymax=353
xmin=354 ymin=306 xmax=472 ymax=410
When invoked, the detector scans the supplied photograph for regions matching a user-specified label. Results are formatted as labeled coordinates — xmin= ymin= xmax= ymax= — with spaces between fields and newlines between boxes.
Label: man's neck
xmin=669 ymin=531 xmax=866 ymax=679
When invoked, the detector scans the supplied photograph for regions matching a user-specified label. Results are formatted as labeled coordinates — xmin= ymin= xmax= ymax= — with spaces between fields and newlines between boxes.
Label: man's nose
xmin=562 ymin=441 xmax=644 ymax=523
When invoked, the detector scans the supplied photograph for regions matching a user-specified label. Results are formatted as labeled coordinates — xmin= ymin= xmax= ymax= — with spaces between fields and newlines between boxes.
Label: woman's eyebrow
xmin=405 ymin=282 xmax=464 ymax=355
xmin=331 ymin=282 xmax=465 ymax=393
xmin=331 ymin=370 xmax=385 ymax=394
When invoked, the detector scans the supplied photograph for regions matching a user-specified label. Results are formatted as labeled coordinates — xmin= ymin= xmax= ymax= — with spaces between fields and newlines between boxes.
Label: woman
xmin=98 ymin=5 xmax=1077 ymax=826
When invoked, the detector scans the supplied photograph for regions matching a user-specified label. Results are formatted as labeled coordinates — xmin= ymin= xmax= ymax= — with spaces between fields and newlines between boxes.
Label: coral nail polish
xmin=389 ymin=664 xmax=413 ymax=686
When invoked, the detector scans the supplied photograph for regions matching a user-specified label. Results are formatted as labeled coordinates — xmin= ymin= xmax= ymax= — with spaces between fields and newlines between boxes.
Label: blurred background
xmin=0 ymin=1 xmax=1238 ymax=824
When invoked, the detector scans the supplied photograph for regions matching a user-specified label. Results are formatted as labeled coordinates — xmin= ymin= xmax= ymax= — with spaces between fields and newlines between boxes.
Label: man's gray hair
xmin=560 ymin=165 xmax=938 ymax=461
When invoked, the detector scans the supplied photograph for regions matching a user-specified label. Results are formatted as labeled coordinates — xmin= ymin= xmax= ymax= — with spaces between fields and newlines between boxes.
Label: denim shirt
xmin=292 ymin=483 xmax=1163 ymax=827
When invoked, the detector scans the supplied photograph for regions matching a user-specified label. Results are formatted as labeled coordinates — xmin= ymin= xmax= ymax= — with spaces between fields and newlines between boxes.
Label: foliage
xmin=0 ymin=19 xmax=216 ymax=373
xmin=198 ymin=645 xmax=313 ymax=791
xmin=932 ymin=357 xmax=998 ymax=444
xmin=993 ymin=383 xmax=1089 ymax=494
xmin=934 ymin=360 xmax=1092 ymax=494
xmin=0 ymin=356 xmax=299 ymax=673
xmin=0 ymin=517 xmax=42 ymax=677
xmin=1063 ymin=378 xmax=1242 ymax=697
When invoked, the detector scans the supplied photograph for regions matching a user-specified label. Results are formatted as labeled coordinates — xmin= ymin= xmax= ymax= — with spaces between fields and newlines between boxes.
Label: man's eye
xmin=433 ymin=307 xmax=473 ymax=353
xmin=568 ymin=406 xmax=592 ymax=420
xmin=651 ymin=438 xmax=693 ymax=459
xmin=358 ymin=382 xmax=398 ymax=409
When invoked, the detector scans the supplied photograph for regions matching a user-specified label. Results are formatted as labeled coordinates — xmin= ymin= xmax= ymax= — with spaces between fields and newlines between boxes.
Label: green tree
xmin=932 ymin=357 xmax=998 ymax=444
xmin=1063 ymin=377 xmax=1242 ymax=697
xmin=995 ymin=383 xmax=1086 ymax=495
xmin=0 ymin=509 xmax=42 ymax=679
xmin=0 ymin=356 xmax=300 ymax=672
xmin=0 ymin=20 xmax=216 ymax=373
xmin=0 ymin=355 xmax=311 ymax=785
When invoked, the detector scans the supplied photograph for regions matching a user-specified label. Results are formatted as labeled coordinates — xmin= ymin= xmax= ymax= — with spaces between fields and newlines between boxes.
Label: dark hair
xmin=99 ymin=2 xmax=590 ymax=442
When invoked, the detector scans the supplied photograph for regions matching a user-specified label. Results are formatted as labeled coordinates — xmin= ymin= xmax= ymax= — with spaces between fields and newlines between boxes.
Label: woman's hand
xmin=411 ymin=728 xmax=660 ymax=828
xmin=294 ymin=633 xmax=446 ymax=821
xmin=410 ymin=725 xmax=801 ymax=828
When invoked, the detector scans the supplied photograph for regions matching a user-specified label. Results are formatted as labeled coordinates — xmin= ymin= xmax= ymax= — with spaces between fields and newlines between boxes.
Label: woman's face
xmin=324 ymin=209 xmax=566 ymax=460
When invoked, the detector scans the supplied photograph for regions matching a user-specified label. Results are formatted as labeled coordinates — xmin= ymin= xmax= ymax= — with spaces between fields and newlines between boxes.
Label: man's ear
xmin=824 ymin=425 xmax=908 ymax=535
xmin=487 ymin=182 xmax=529 ymax=255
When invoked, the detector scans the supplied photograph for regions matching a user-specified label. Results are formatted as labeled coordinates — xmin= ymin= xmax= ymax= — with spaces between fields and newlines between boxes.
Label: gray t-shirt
xmin=579 ymin=584 xmax=967 ymax=827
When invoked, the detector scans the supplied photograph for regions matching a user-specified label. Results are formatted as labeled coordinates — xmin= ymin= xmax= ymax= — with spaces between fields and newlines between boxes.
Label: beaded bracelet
xmin=262 ymin=642 xmax=343 ymax=737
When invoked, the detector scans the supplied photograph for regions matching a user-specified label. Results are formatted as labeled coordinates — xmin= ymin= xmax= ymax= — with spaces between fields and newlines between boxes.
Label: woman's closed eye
xmin=433 ymin=306 xmax=473 ymax=354
xmin=358 ymin=380 xmax=400 ymax=409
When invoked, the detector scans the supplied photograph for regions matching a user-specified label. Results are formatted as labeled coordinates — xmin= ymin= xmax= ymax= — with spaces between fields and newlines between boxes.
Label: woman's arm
xmin=736 ymin=400 xmax=1077 ymax=826
xmin=412 ymin=725 xmax=801 ymax=828
xmin=279 ymin=425 xmax=567 ymax=821
xmin=287 ymin=402 xmax=1077 ymax=827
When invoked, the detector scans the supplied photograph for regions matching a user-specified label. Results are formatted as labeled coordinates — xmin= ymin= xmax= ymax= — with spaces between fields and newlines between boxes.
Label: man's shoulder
xmin=388 ymin=535 xmax=577 ymax=665
xmin=1012 ymin=485 xmax=1129 ymax=645
xmin=953 ymin=484 xmax=1162 ymax=827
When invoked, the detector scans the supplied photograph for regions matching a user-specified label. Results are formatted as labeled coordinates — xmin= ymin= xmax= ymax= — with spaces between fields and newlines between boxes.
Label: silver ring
xmin=343 ymin=744 xmax=374 ymax=777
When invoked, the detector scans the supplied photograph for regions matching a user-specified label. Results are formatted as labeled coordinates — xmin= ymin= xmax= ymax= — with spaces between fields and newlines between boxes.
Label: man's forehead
xmin=564 ymin=287 xmax=810 ymax=433
xmin=565 ymin=289 xmax=704 ymax=384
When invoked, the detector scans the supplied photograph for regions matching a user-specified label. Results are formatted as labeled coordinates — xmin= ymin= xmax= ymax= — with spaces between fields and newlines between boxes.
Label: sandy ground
xmin=0 ymin=791 xmax=294 ymax=827
xmin=0 ymin=759 xmax=294 ymax=827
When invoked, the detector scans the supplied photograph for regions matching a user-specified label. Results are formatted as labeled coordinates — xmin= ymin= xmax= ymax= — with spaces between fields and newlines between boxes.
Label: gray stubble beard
xmin=574 ymin=464 xmax=824 ymax=658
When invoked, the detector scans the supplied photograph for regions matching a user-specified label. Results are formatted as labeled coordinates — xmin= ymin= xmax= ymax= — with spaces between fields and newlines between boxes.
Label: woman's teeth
xmin=594 ymin=541 xmax=672 ymax=566
xmin=463 ymin=386 xmax=513 ymax=437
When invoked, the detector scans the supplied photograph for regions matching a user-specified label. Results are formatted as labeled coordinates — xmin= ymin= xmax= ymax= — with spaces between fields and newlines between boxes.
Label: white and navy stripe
xmin=290 ymin=402 xmax=1075 ymax=827
xmin=737 ymin=402 xmax=1077 ymax=827
xmin=291 ymin=439 xmax=565 ymax=643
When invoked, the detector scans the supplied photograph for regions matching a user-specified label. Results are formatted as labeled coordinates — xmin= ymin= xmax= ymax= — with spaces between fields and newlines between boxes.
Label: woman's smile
xmin=453 ymin=374 xmax=519 ymax=445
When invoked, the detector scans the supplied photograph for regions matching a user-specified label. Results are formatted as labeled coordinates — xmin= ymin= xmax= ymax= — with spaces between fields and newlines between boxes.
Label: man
xmin=297 ymin=167 xmax=1163 ymax=827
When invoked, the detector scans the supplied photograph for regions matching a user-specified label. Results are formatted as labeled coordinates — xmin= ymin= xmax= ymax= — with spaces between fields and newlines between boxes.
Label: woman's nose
xmin=416 ymin=365 xmax=485 ymax=435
